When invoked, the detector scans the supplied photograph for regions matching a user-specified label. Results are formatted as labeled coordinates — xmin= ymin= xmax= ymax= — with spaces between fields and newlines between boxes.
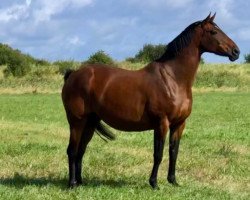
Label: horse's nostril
xmin=232 ymin=48 xmax=240 ymax=56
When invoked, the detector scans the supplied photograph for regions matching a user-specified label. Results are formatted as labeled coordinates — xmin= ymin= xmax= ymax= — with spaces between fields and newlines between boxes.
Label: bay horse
xmin=62 ymin=13 xmax=240 ymax=189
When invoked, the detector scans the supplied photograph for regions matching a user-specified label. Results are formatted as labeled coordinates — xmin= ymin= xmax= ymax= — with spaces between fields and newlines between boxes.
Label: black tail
xmin=64 ymin=69 xmax=74 ymax=82
xmin=95 ymin=122 xmax=116 ymax=142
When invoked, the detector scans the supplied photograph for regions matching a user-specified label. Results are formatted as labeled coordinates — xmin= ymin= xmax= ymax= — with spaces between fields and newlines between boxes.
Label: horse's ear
xmin=203 ymin=12 xmax=211 ymax=23
xmin=210 ymin=12 xmax=216 ymax=22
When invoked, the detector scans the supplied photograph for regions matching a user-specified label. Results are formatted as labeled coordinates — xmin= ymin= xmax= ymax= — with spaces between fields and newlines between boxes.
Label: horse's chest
xmin=169 ymin=98 xmax=192 ymax=122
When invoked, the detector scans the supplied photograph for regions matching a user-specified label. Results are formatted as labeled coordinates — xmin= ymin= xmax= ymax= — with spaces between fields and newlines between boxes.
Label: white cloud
xmin=166 ymin=0 xmax=194 ymax=8
xmin=128 ymin=0 xmax=194 ymax=8
xmin=88 ymin=17 xmax=138 ymax=36
xmin=33 ymin=0 xmax=93 ymax=22
xmin=0 ymin=0 xmax=31 ymax=22
xmin=208 ymin=0 xmax=234 ymax=21
xmin=0 ymin=0 xmax=93 ymax=23
xmin=68 ymin=36 xmax=85 ymax=45
xmin=238 ymin=28 xmax=250 ymax=41
xmin=70 ymin=0 xmax=93 ymax=7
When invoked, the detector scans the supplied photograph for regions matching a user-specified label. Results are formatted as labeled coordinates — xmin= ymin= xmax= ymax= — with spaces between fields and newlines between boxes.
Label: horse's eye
xmin=210 ymin=30 xmax=217 ymax=35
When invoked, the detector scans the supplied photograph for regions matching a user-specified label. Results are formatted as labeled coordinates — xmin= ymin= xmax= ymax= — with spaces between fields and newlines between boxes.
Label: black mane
xmin=156 ymin=21 xmax=201 ymax=61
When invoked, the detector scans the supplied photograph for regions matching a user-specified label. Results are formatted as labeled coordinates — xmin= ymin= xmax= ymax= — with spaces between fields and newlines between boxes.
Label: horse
xmin=61 ymin=13 xmax=240 ymax=189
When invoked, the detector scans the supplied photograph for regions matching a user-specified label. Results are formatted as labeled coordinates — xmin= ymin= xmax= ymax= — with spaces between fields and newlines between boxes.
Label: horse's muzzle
xmin=229 ymin=47 xmax=240 ymax=61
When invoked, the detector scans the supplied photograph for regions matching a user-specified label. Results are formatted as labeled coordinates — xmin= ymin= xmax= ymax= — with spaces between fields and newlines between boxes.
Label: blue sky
xmin=0 ymin=0 xmax=249 ymax=63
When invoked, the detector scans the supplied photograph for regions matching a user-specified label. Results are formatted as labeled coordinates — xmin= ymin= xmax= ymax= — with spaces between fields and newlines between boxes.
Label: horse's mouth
xmin=229 ymin=54 xmax=239 ymax=62
xmin=229 ymin=47 xmax=240 ymax=62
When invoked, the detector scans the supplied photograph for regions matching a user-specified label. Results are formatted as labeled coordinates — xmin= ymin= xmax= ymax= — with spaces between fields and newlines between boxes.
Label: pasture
xmin=0 ymin=91 xmax=249 ymax=199
xmin=0 ymin=63 xmax=249 ymax=199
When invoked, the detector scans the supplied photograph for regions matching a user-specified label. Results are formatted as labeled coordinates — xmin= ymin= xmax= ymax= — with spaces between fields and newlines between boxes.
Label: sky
xmin=0 ymin=0 xmax=249 ymax=63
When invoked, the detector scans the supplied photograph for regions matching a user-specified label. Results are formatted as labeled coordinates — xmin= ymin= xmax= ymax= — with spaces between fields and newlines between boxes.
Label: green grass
xmin=195 ymin=63 xmax=250 ymax=90
xmin=0 ymin=65 xmax=62 ymax=94
xmin=0 ymin=92 xmax=249 ymax=199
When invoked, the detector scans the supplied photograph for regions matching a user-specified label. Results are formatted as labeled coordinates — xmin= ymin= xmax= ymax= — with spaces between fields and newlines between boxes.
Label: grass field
xmin=0 ymin=92 xmax=249 ymax=200
xmin=0 ymin=63 xmax=249 ymax=199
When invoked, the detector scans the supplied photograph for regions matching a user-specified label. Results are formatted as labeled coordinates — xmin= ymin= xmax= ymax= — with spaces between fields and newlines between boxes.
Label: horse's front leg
xmin=167 ymin=121 xmax=185 ymax=186
xmin=149 ymin=118 xmax=169 ymax=189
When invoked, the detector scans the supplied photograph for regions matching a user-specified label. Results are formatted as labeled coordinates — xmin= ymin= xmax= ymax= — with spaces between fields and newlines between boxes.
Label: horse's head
xmin=199 ymin=13 xmax=240 ymax=61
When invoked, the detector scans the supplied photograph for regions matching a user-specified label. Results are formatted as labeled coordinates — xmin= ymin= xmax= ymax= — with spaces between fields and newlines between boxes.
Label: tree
xmin=200 ymin=57 xmax=205 ymax=64
xmin=85 ymin=50 xmax=114 ymax=65
xmin=4 ymin=51 xmax=31 ymax=77
xmin=244 ymin=54 xmax=250 ymax=63
xmin=54 ymin=60 xmax=76 ymax=75
xmin=126 ymin=44 xmax=166 ymax=63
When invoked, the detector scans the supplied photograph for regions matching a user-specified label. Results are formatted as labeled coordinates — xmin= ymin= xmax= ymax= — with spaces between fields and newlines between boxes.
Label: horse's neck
xmin=164 ymin=43 xmax=201 ymax=90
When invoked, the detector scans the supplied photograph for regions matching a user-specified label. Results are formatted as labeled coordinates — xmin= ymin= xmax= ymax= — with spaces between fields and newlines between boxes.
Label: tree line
xmin=0 ymin=43 xmax=249 ymax=77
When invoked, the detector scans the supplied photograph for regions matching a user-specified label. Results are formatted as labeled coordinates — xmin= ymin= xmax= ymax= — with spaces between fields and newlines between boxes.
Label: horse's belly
xmin=101 ymin=116 xmax=153 ymax=132
xmin=88 ymin=68 xmax=154 ymax=131
xmin=96 ymin=102 xmax=153 ymax=131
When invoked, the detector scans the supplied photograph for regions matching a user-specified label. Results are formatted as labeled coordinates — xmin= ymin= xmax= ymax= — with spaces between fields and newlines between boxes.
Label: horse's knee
xmin=154 ymin=154 xmax=163 ymax=165
xmin=67 ymin=144 xmax=77 ymax=159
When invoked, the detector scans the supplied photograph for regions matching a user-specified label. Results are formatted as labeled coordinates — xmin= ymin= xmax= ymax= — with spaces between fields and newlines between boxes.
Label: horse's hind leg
xmin=67 ymin=117 xmax=86 ymax=188
xmin=75 ymin=115 xmax=98 ymax=184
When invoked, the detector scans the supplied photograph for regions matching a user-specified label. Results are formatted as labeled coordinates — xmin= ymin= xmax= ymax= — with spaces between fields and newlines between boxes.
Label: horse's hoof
xmin=149 ymin=180 xmax=159 ymax=190
xmin=171 ymin=182 xmax=180 ymax=187
xmin=76 ymin=179 xmax=83 ymax=185
xmin=167 ymin=177 xmax=179 ymax=186
xmin=152 ymin=185 xmax=160 ymax=190
xmin=68 ymin=181 xmax=78 ymax=189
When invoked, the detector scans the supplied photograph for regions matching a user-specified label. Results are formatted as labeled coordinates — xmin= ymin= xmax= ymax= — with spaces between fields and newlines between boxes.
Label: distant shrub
xmin=4 ymin=51 xmax=31 ymax=77
xmin=25 ymin=54 xmax=36 ymax=65
xmin=200 ymin=57 xmax=205 ymax=64
xmin=35 ymin=59 xmax=50 ymax=66
xmin=0 ymin=44 xmax=13 ymax=65
xmin=53 ymin=60 xmax=77 ymax=75
xmin=195 ymin=70 xmax=243 ymax=88
xmin=0 ymin=43 xmax=40 ymax=77
xmin=0 ymin=44 xmax=36 ymax=67
xmin=125 ymin=57 xmax=138 ymax=63
xmin=127 ymin=44 xmax=166 ymax=63
xmin=85 ymin=50 xmax=114 ymax=65
xmin=29 ymin=65 xmax=58 ymax=78
xmin=244 ymin=54 xmax=250 ymax=63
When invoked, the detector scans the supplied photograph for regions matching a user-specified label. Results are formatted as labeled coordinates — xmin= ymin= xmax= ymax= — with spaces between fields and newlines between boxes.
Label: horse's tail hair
xmin=64 ymin=69 xmax=74 ymax=82
xmin=95 ymin=122 xmax=116 ymax=142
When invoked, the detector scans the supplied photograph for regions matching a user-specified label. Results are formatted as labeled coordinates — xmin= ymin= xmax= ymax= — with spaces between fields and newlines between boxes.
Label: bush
xmin=53 ymin=60 xmax=77 ymax=75
xmin=127 ymin=44 xmax=166 ymax=63
xmin=85 ymin=50 xmax=114 ymax=65
xmin=195 ymin=70 xmax=243 ymax=88
xmin=30 ymin=65 xmax=58 ymax=78
xmin=4 ymin=51 xmax=31 ymax=77
xmin=125 ymin=57 xmax=138 ymax=63
xmin=200 ymin=57 xmax=205 ymax=64
xmin=0 ymin=44 xmax=36 ymax=67
xmin=0 ymin=43 xmax=39 ymax=77
xmin=0 ymin=44 xmax=13 ymax=65
xmin=244 ymin=54 xmax=250 ymax=63
xmin=35 ymin=59 xmax=50 ymax=66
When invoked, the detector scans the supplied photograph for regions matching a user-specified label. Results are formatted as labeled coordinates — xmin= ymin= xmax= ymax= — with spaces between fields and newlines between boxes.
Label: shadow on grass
xmin=83 ymin=176 xmax=147 ymax=189
xmin=0 ymin=173 xmax=146 ymax=189
xmin=0 ymin=173 xmax=67 ymax=189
